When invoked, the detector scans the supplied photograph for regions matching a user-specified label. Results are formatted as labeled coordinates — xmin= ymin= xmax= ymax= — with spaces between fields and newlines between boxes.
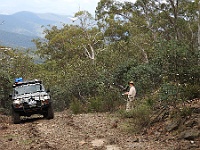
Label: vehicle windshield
xmin=14 ymin=84 xmax=45 ymax=95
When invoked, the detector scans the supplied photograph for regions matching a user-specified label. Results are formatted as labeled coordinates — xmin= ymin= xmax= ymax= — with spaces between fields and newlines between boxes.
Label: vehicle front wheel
xmin=46 ymin=104 xmax=54 ymax=119
xmin=12 ymin=109 xmax=21 ymax=124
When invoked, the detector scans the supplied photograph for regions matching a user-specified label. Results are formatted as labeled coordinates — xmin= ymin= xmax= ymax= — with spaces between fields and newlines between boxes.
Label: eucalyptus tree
xmin=0 ymin=47 xmax=11 ymax=108
xmin=0 ymin=47 xmax=32 ymax=78
xmin=96 ymin=0 xmax=153 ymax=64
xmin=73 ymin=10 xmax=104 ymax=64
xmin=35 ymin=11 xmax=103 ymax=66
xmin=33 ymin=11 xmax=107 ymax=106
xmin=96 ymin=0 xmax=200 ymax=62
xmin=0 ymin=47 xmax=35 ymax=108
xmin=0 ymin=70 xmax=11 ymax=108
xmin=95 ymin=0 xmax=200 ymax=100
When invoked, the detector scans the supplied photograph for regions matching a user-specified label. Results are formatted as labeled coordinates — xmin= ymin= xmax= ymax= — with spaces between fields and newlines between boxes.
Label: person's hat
xmin=129 ymin=81 xmax=134 ymax=84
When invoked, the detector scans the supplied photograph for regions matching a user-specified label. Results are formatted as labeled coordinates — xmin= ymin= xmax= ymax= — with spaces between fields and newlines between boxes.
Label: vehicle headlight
xmin=13 ymin=99 xmax=21 ymax=105
xmin=41 ymin=95 xmax=50 ymax=105
xmin=40 ymin=95 xmax=49 ymax=100
xmin=13 ymin=99 xmax=23 ymax=108
xmin=42 ymin=99 xmax=49 ymax=105
xmin=43 ymin=95 xmax=49 ymax=100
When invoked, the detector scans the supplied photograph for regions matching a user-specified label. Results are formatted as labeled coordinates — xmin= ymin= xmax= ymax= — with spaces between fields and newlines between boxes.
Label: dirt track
xmin=0 ymin=106 xmax=199 ymax=150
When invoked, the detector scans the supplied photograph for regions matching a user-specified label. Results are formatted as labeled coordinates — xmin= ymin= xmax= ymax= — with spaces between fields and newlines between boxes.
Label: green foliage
xmin=119 ymin=103 xmax=151 ymax=131
xmin=144 ymin=95 xmax=157 ymax=109
xmin=70 ymin=99 xmax=85 ymax=114
xmin=96 ymin=0 xmax=133 ymax=42
xmin=87 ymin=97 xmax=103 ymax=112
xmin=152 ymin=40 xmax=200 ymax=107
xmin=1 ymin=0 xmax=199 ymax=120
xmin=154 ymin=40 xmax=198 ymax=83
xmin=159 ymin=82 xmax=181 ymax=107
xmin=49 ymin=85 xmax=71 ymax=111
xmin=0 ymin=47 xmax=38 ymax=110
xmin=179 ymin=107 xmax=193 ymax=118
xmin=69 ymin=85 xmax=124 ymax=113
xmin=97 ymin=89 xmax=123 ymax=112
xmin=169 ymin=106 xmax=193 ymax=119
xmin=0 ymin=70 xmax=12 ymax=108
xmin=127 ymin=64 xmax=162 ymax=97
xmin=182 ymin=84 xmax=200 ymax=100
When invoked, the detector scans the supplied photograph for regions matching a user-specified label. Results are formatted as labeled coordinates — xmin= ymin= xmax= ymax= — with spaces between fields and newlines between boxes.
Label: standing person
xmin=123 ymin=81 xmax=136 ymax=112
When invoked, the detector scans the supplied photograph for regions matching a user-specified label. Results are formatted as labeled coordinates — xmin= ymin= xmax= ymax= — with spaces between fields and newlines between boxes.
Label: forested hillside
xmin=0 ymin=30 xmax=37 ymax=48
xmin=0 ymin=11 xmax=72 ymax=48
xmin=0 ymin=0 xmax=199 ymax=126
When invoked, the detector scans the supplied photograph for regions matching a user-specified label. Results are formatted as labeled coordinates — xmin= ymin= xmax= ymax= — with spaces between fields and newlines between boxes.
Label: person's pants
xmin=126 ymin=99 xmax=134 ymax=111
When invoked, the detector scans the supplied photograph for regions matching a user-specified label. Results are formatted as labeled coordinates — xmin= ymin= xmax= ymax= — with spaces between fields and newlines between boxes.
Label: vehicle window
xmin=14 ymin=86 xmax=25 ymax=95
xmin=14 ymin=84 xmax=44 ymax=95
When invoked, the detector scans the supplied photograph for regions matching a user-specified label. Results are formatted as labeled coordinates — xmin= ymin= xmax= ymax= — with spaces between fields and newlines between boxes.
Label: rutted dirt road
xmin=0 ymin=103 xmax=200 ymax=150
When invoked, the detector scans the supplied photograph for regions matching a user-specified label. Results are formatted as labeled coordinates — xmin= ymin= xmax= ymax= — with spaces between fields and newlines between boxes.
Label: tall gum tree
xmin=96 ymin=0 xmax=151 ymax=63
xmin=73 ymin=11 xmax=104 ymax=64
xmin=34 ymin=11 xmax=103 ymax=66
xmin=96 ymin=0 xmax=200 ymax=63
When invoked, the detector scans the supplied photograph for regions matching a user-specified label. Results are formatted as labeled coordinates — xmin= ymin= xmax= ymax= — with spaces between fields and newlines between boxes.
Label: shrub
xmin=126 ymin=64 xmax=162 ymax=98
xmin=69 ymin=99 xmax=85 ymax=114
xmin=182 ymin=84 xmax=200 ymax=100
xmin=87 ymin=97 xmax=103 ymax=112
xmin=143 ymin=93 xmax=159 ymax=109
xmin=86 ymin=90 xmax=124 ymax=113
xmin=101 ymin=90 xmax=123 ymax=112
xmin=158 ymin=82 xmax=182 ymax=108
xmin=120 ymin=103 xmax=151 ymax=131
xmin=50 ymin=85 xmax=71 ymax=111
xmin=179 ymin=107 xmax=193 ymax=118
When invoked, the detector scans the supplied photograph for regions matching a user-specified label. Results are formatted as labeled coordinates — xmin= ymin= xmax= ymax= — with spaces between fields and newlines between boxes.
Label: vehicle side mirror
xmin=9 ymin=94 xmax=12 ymax=98
xmin=46 ymin=89 xmax=50 ymax=93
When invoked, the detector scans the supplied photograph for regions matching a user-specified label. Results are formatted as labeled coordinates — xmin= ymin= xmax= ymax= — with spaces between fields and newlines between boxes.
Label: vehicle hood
xmin=13 ymin=92 xmax=49 ymax=100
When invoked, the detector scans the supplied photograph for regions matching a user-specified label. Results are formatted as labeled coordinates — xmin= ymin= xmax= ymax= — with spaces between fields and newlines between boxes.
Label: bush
xmin=87 ymin=97 xmax=103 ymax=112
xmin=87 ymin=90 xmax=124 ymax=113
xmin=69 ymin=99 xmax=85 ymax=114
xmin=126 ymin=64 xmax=162 ymax=98
xmin=0 ymin=108 xmax=11 ymax=115
xmin=158 ymin=82 xmax=183 ymax=107
xmin=120 ymin=103 xmax=151 ymax=130
xmin=101 ymin=91 xmax=123 ymax=112
xmin=182 ymin=84 xmax=200 ymax=100
xmin=0 ymin=70 xmax=12 ymax=109
xmin=179 ymin=107 xmax=193 ymax=118
xmin=143 ymin=93 xmax=160 ymax=109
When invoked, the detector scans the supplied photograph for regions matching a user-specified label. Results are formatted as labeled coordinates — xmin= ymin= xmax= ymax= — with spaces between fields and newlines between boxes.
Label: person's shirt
xmin=128 ymin=86 xmax=136 ymax=99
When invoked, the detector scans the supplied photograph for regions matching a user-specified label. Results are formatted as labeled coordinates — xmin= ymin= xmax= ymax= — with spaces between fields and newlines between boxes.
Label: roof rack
xmin=13 ymin=78 xmax=42 ymax=87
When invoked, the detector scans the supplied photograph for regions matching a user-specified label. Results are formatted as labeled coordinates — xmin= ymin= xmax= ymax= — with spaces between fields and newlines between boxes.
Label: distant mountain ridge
xmin=0 ymin=30 xmax=37 ymax=48
xmin=0 ymin=11 xmax=72 ymax=48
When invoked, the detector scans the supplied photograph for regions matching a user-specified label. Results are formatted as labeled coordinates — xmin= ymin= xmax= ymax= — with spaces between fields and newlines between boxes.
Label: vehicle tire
xmin=43 ymin=112 xmax=47 ymax=118
xmin=46 ymin=104 xmax=54 ymax=119
xmin=12 ymin=109 xmax=21 ymax=124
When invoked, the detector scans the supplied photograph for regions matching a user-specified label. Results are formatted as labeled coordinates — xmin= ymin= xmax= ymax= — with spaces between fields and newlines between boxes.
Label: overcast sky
xmin=0 ymin=0 xmax=135 ymax=16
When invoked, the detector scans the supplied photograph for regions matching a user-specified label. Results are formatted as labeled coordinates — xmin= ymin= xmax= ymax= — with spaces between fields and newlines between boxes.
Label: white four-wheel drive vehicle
xmin=10 ymin=78 xmax=54 ymax=124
